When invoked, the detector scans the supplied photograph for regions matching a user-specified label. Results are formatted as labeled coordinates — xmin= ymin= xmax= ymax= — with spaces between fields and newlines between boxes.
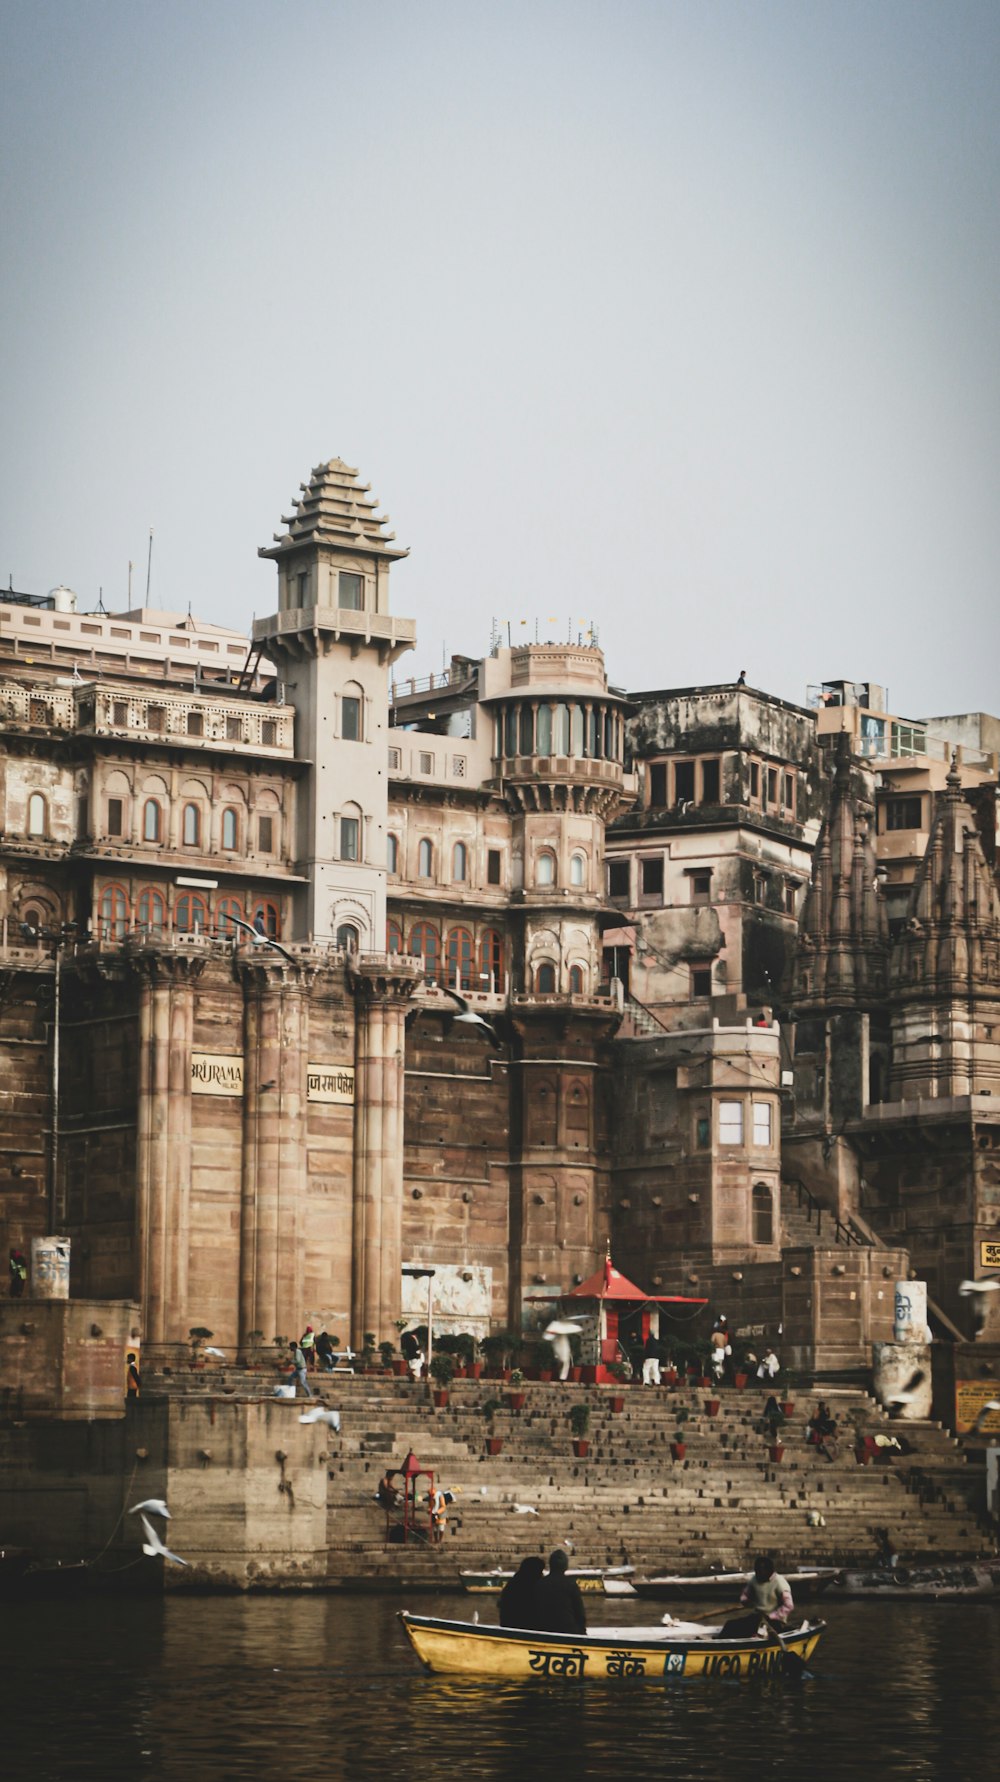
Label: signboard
xmin=955 ymin=1380 xmax=1000 ymax=1437
xmin=307 ymin=1062 xmax=355 ymax=1104
xmin=979 ymin=1241 xmax=1000 ymax=1271
xmin=191 ymin=1052 xmax=244 ymax=1096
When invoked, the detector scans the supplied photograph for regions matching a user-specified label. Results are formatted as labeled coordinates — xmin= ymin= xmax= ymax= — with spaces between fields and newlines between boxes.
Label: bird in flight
xmin=228 ymin=913 xmax=296 ymax=965
xmin=204 ymin=1346 xmax=226 ymax=1360
xmin=887 ymin=1367 xmax=926 ymax=1410
xmin=441 ymin=988 xmax=504 ymax=1050
xmin=129 ymin=1499 xmax=170 ymax=1521
xmin=140 ymin=1513 xmax=189 ymax=1567
xmin=299 ymin=1406 xmax=341 ymax=1431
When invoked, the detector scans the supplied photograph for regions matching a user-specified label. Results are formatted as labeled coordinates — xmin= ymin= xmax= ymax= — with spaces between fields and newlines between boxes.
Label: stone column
xmin=349 ymin=958 xmax=421 ymax=1349
xmin=133 ymin=951 xmax=204 ymax=1349
xmin=238 ymin=956 xmax=312 ymax=1351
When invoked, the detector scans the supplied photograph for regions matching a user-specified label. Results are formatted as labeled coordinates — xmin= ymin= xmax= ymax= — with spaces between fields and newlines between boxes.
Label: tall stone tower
xmin=255 ymin=460 xmax=416 ymax=948
xmin=889 ymin=758 xmax=1000 ymax=1099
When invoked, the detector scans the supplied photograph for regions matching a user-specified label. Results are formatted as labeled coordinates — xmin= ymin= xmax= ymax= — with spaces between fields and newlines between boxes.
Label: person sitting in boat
xmin=498 ymin=1556 xmax=545 ymax=1629
xmin=723 ymin=1555 xmax=794 ymax=1637
xmin=536 ymin=1547 xmax=587 ymax=1634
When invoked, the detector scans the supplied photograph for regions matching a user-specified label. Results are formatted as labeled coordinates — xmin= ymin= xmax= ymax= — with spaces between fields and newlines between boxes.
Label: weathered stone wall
xmin=0 ymin=1297 xmax=138 ymax=1419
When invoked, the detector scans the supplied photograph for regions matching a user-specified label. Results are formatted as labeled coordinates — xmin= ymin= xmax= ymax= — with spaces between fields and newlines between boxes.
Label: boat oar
xmin=685 ymin=1603 xmax=745 ymax=1623
xmin=761 ymin=1617 xmax=811 ymax=1682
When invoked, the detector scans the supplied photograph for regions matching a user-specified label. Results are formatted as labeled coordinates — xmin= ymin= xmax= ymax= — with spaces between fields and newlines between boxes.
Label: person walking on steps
xmin=287 ymin=1340 xmax=314 ymax=1397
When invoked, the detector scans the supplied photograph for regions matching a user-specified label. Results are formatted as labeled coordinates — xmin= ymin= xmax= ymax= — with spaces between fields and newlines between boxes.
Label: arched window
xmin=216 ymin=896 xmax=244 ymax=937
xmin=553 ymin=703 xmax=570 ymax=754
xmin=221 ymin=808 xmax=238 ymax=851
xmin=99 ymin=883 xmax=128 ymax=939
xmin=337 ymin=922 xmax=360 ymax=953
xmin=418 ymin=839 xmax=433 ymax=879
xmin=480 ymin=929 xmax=505 ymax=993
xmin=409 ymin=922 xmax=440 ymax=985
xmin=27 ymin=793 xmax=46 ymax=837
xmin=387 ymin=834 xmax=399 ymax=874
xmin=175 ymin=892 xmax=208 ymax=933
xmin=569 ymin=852 xmax=586 ymax=887
xmin=137 ymin=888 xmax=165 ymax=934
xmin=452 ymin=841 xmax=467 ymax=883
xmin=447 ymin=926 xmax=474 ymax=990
xmin=536 ymin=851 xmax=556 ymax=887
xmin=536 ymin=962 xmax=557 ymax=993
xmin=252 ymin=900 xmax=280 ymax=939
xmin=569 ymin=964 xmax=584 ymax=994
xmin=182 ymin=802 xmax=200 ymax=846
xmin=386 ymin=918 xmax=403 ymax=954
xmin=143 ymin=799 xmax=161 ymax=843
xmin=519 ymin=706 xmax=534 ymax=755
xmin=752 ymin=1183 xmax=774 ymax=1246
xmin=504 ymin=706 xmax=518 ymax=757
xmin=536 ymin=704 xmax=552 ymax=755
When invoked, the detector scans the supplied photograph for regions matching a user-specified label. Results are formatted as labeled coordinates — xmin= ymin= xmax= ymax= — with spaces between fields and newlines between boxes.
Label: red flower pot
xmin=610 ymin=1395 xmax=625 ymax=1413
xmin=485 ymin=1436 xmax=503 ymax=1455
xmin=572 ymin=1438 xmax=590 ymax=1458
xmin=705 ymin=1398 xmax=721 ymax=1417
xmin=734 ymin=1373 xmax=749 ymax=1390
xmin=768 ymin=1444 xmax=785 ymax=1463
xmin=664 ymin=1368 xmax=678 ymax=1385
xmin=433 ymin=1389 xmax=449 ymax=1408
xmin=670 ymin=1441 xmax=686 ymax=1461
xmin=506 ymin=1391 xmax=526 ymax=1411
xmin=782 ymin=1402 xmax=795 ymax=1417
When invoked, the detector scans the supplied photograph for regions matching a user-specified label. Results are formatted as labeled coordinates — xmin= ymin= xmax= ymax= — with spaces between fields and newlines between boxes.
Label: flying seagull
xmin=129 ymin=1499 xmax=170 ymax=1521
xmin=958 ymin=1279 xmax=1000 ymax=1295
xmin=510 ymin=1502 xmax=538 ymax=1515
xmin=441 ymin=988 xmax=503 ymax=1050
xmin=299 ymin=1406 xmax=341 ymax=1431
xmin=887 ymin=1367 xmax=926 ymax=1409
xmin=204 ymin=1346 xmax=226 ymax=1360
xmin=228 ymin=913 xmax=296 ymax=966
xmin=140 ymin=1513 xmax=189 ymax=1568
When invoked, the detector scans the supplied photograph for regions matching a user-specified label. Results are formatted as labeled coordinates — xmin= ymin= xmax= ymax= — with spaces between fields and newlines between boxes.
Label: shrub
xmin=569 ymin=1403 xmax=591 ymax=1439
xmin=429 ymin=1352 xmax=456 ymax=1389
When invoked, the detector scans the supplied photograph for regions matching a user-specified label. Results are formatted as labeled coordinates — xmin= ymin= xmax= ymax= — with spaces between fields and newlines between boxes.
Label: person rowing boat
xmin=722 ymin=1555 xmax=794 ymax=1638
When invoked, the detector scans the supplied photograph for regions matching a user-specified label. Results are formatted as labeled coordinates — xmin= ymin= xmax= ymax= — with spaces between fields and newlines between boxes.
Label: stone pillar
xmin=349 ymin=958 xmax=421 ymax=1349
xmin=238 ymin=957 xmax=312 ymax=1352
xmin=133 ymin=953 xmax=204 ymax=1348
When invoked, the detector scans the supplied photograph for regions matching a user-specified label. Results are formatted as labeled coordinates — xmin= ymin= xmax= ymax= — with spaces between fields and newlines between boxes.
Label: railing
xmin=784 ymin=1175 xmax=869 ymax=1248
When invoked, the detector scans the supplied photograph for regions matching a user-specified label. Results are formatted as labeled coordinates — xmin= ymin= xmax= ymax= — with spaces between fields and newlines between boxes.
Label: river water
xmin=4 ymin=1591 xmax=997 ymax=1781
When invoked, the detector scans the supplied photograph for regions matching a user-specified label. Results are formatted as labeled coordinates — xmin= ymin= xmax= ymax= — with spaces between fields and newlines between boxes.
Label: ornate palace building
xmin=2 ymin=456 xmax=998 ymax=1370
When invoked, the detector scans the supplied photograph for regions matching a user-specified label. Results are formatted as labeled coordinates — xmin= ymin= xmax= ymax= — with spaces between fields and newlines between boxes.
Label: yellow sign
xmin=307 ymin=1062 xmax=355 ymax=1104
xmin=191 ymin=1052 xmax=244 ymax=1096
xmin=979 ymin=1240 xmax=1000 ymax=1271
xmin=955 ymin=1380 xmax=1000 ymax=1436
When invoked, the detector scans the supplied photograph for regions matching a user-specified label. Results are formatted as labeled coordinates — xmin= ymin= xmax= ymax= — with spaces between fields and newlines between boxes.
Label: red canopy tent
xmin=562 ymin=1251 xmax=707 ymax=1379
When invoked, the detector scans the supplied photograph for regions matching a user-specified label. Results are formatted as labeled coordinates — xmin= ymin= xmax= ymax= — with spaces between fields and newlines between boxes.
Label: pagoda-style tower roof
xmin=891 ymin=758 xmax=1000 ymax=1006
xmin=259 ymin=458 xmax=409 ymax=564
xmin=792 ymin=735 xmax=888 ymax=1011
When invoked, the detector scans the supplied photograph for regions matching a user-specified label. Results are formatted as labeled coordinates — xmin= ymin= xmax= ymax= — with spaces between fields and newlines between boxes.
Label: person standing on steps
xmin=642 ymin=1329 xmax=662 ymax=1386
xmin=286 ymin=1339 xmax=314 ymax=1397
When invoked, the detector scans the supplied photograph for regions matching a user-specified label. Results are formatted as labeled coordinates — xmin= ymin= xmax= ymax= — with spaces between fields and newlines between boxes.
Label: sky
xmin=2 ymin=0 xmax=999 ymax=719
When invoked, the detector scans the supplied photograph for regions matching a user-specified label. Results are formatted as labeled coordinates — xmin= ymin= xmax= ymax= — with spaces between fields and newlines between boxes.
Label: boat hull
xmin=460 ymin=1567 xmax=633 ymax=1596
xmin=399 ymin=1612 xmax=825 ymax=1680
xmin=831 ymin=1562 xmax=1000 ymax=1600
xmin=633 ymin=1569 xmax=838 ymax=1601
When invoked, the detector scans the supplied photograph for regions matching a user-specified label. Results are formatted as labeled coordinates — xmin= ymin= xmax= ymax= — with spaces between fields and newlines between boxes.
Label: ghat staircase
xmin=153 ymin=1365 xmax=994 ymax=1590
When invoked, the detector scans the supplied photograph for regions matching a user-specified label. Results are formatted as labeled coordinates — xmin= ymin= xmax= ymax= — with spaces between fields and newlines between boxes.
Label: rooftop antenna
xmin=145 ymin=528 xmax=153 ymax=604
xmin=96 ymin=586 xmax=106 ymax=613
xmin=127 ymin=560 xmax=133 ymax=603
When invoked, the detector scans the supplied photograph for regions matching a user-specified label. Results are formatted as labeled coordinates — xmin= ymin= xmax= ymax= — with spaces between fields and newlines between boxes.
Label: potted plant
xmin=188 ymin=1326 xmax=212 ymax=1368
xmin=782 ymin=1400 xmax=796 ymax=1417
xmin=607 ymin=1360 xmax=630 ymax=1411
xmin=704 ymin=1395 xmax=721 ymax=1417
xmin=483 ymin=1397 xmax=504 ymax=1454
xmin=733 ymin=1353 xmax=749 ymax=1390
xmin=458 ymin=1332 xmax=483 ymax=1379
xmin=378 ymin=1340 xmax=396 ymax=1374
xmin=670 ymin=1430 xmax=687 ymax=1461
xmin=429 ymin=1351 xmax=455 ymax=1406
xmin=481 ymin=1331 xmax=512 ymax=1379
xmin=570 ymin=1402 xmax=591 ymax=1457
xmin=506 ymin=1367 xmax=527 ymax=1411
xmin=768 ymin=1441 xmax=785 ymax=1463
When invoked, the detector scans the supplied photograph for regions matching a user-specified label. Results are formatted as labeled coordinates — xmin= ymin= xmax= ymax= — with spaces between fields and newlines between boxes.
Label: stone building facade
xmin=2 ymin=454 xmax=998 ymax=1372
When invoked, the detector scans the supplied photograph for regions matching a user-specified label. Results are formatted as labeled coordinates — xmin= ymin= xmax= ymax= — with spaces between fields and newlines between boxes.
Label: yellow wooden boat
xmin=399 ymin=1611 xmax=825 ymax=1681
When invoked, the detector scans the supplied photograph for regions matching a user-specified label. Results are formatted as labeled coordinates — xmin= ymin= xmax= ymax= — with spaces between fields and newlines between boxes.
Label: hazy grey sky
xmin=2 ymin=1 xmax=999 ymax=718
